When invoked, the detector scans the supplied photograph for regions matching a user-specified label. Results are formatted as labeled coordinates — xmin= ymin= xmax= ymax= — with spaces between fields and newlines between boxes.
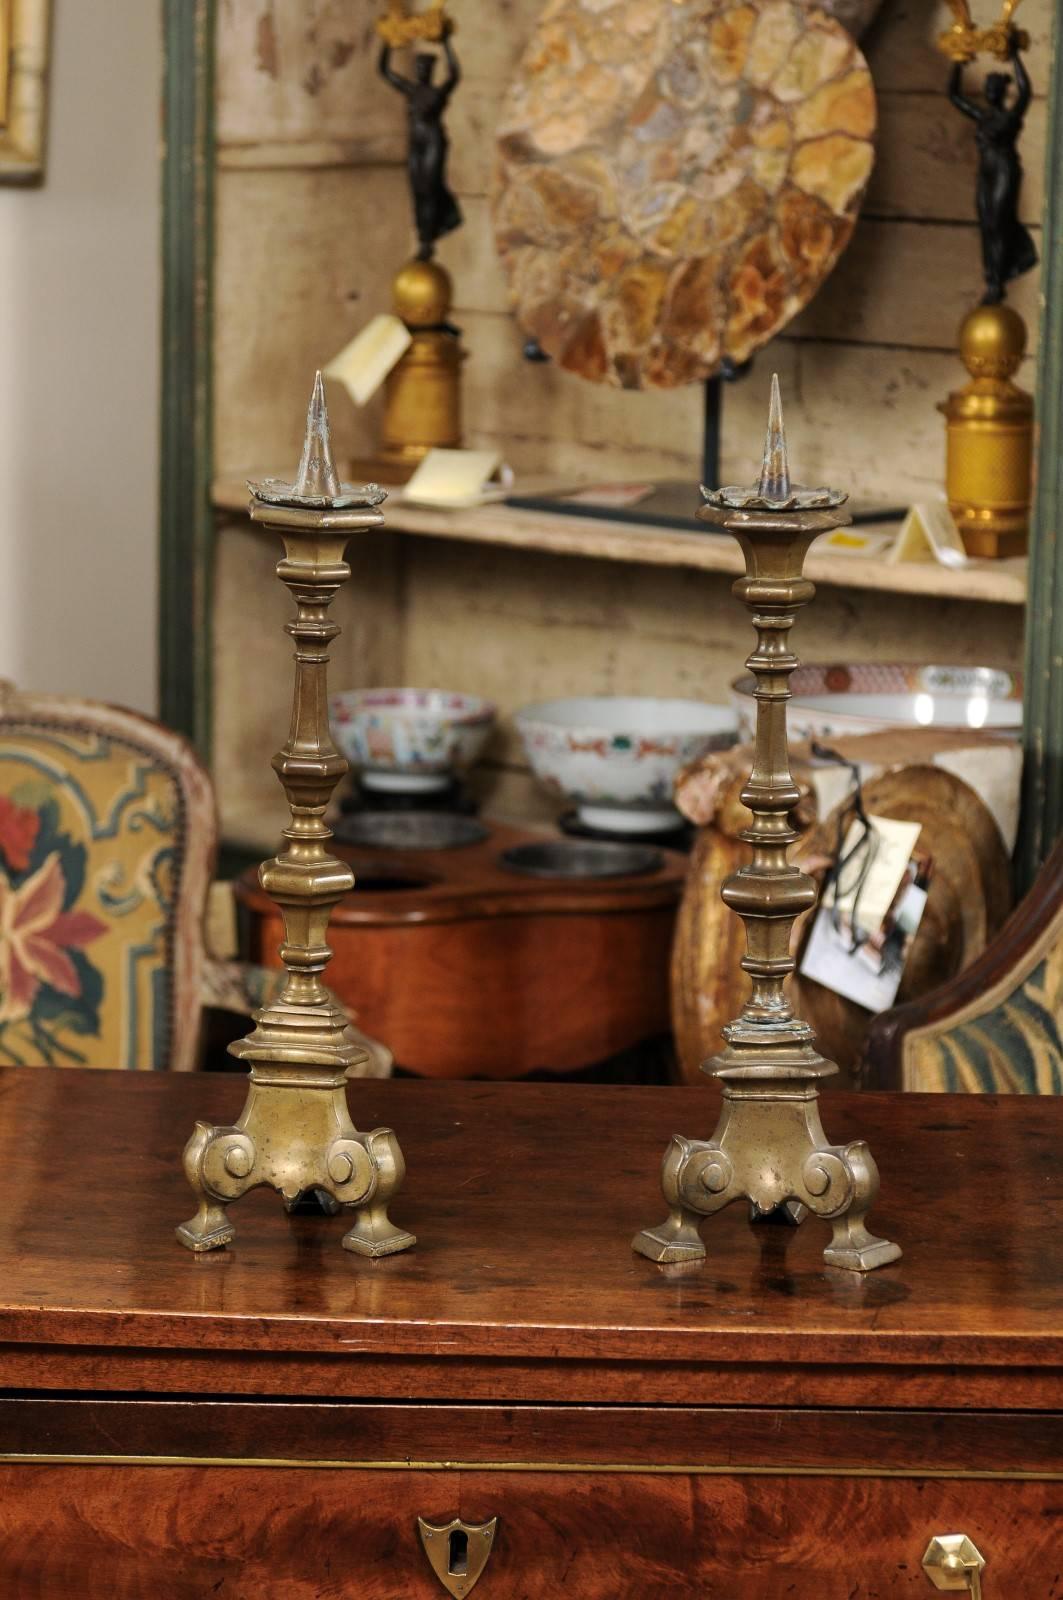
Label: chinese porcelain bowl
xmin=515 ymin=696 xmax=738 ymax=834
xmin=330 ymin=688 xmax=496 ymax=793
xmin=731 ymin=664 xmax=1023 ymax=743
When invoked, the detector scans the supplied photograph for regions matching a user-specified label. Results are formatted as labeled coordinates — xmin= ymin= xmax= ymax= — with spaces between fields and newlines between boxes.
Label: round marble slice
xmin=491 ymin=0 xmax=877 ymax=390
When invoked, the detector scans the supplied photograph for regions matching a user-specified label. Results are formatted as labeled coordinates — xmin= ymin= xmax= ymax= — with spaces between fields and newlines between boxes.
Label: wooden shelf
xmin=213 ymin=477 xmax=1028 ymax=607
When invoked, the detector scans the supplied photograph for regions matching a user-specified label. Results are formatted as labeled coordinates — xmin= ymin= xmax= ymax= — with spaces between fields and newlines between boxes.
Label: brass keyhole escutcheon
xmin=418 ymin=1516 xmax=498 ymax=1598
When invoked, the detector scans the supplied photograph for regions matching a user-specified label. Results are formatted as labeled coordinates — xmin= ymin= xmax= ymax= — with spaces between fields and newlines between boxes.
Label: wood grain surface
xmin=0 ymin=1466 xmax=1058 ymax=1598
xmin=3 ymin=1398 xmax=1062 ymax=1473
xmin=0 ymin=1070 xmax=1060 ymax=1391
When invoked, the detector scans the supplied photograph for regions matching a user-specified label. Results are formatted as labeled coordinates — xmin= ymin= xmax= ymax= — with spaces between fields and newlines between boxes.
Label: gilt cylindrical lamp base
xmin=944 ymin=416 xmax=1032 ymax=558
xmin=939 ymin=302 xmax=1033 ymax=560
xmin=380 ymin=332 xmax=464 ymax=465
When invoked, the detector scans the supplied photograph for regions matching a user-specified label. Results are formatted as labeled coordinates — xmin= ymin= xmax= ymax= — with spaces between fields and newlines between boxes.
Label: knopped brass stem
xmin=634 ymin=376 xmax=900 ymax=1273
xmin=177 ymin=376 xmax=415 ymax=1257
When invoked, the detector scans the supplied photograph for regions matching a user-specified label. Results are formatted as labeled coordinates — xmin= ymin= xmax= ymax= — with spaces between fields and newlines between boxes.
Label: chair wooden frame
xmin=863 ymin=836 xmax=1063 ymax=1091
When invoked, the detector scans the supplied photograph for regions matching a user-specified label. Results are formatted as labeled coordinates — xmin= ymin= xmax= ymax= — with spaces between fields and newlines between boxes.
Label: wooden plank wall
xmin=440 ymin=0 xmax=1047 ymax=493
xmin=210 ymin=0 xmax=1045 ymax=845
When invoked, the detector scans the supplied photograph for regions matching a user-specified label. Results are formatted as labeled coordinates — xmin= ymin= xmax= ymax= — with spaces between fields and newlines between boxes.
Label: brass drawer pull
xmin=924 ymin=1535 xmax=987 ymax=1600
xmin=418 ymin=1515 xmax=498 ymax=1598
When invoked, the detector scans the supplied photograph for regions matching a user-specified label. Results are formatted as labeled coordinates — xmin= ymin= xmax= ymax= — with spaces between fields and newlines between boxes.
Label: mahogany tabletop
xmin=0 ymin=1069 xmax=1060 ymax=1403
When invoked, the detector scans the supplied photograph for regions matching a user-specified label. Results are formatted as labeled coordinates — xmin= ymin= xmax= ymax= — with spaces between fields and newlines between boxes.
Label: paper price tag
xmin=801 ymin=815 xmax=928 ymax=1014
xmin=400 ymin=448 xmax=513 ymax=508
xmin=823 ymin=814 xmax=923 ymax=939
xmin=888 ymin=503 xmax=968 ymax=568
xmin=324 ymin=316 xmax=413 ymax=407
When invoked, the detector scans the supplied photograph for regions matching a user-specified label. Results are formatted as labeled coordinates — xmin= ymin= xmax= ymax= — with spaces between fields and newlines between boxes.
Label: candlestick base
xmin=633 ymin=1051 xmax=899 ymax=1272
xmin=177 ymin=1012 xmax=414 ymax=1256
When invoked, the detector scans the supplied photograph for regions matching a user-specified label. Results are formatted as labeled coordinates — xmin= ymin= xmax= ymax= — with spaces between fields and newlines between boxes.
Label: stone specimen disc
xmin=491 ymin=0 xmax=876 ymax=390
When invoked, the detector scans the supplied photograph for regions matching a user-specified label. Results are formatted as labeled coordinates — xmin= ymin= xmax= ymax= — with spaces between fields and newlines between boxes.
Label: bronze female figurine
xmin=949 ymin=38 xmax=1037 ymax=303
xmin=379 ymin=35 xmax=462 ymax=259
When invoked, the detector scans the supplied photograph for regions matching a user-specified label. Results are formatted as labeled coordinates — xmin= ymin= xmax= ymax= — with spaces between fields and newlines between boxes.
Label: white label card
xmin=324 ymin=315 xmax=413 ymax=407
xmin=823 ymin=814 xmax=923 ymax=938
xmin=801 ymin=814 xmax=927 ymax=1014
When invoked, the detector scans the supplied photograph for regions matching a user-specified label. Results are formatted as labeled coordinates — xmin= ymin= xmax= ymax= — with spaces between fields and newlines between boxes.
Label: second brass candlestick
xmin=177 ymin=375 xmax=415 ymax=1258
xmin=634 ymin=377 xmax=900 ymax=1274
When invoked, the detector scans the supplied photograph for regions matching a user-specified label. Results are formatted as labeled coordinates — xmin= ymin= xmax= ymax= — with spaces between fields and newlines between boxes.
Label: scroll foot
xmin=342 ymin=1127 xmax=416 ymax=1258
xmin=175 ymin=1199 xmax=235 ymax=1253
xmin=823 ymin=1226 xmax=901 ymax=1272
xmin=175 ymin=1120 xmax=254 ymax=1253
xmin=821 ymin=1140 xmax=901 ymax=1272
xmin=342 ymin=1208 xmax=417 ymax=1258
xmin=632 ymin=1208 xmax=706 ymax=1263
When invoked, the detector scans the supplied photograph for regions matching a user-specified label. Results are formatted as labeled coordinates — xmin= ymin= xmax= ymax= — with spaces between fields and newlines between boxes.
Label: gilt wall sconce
xmin=0 ymin=0 xmax=51 ymax=184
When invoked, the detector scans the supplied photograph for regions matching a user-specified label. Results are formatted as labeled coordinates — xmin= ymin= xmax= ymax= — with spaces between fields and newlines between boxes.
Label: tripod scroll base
xmin=176 ymin=1065 xmax=415 ymax=1257
xmin=633 ymin=1074 xmax=900 ymax=1274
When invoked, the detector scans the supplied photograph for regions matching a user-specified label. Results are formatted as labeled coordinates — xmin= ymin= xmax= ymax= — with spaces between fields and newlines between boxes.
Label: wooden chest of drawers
xmin=0 ymin=1069 xmax=1059 ymax=1597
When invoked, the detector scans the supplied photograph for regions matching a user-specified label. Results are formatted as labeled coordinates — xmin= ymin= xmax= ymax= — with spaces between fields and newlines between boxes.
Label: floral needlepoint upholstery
xmin=0 ymin=688 xmax=214 ymax=1071
xmin=864 ymin=838 xmax=1063 ymax=1094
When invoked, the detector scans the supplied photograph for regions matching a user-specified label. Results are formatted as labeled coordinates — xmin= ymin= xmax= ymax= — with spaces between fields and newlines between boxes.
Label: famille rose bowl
xmin=515 ymin=696 xmax=738 ymax=834
xmin=330 ymin=688 xmax=496 ymax=793
xmin=731 ymin=664 xmax=1023 ymax=743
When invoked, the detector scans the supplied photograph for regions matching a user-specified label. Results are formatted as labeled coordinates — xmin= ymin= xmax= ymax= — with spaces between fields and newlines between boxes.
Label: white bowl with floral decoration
xmin=515 ymin=696 xmax=738 ymax=833
xmin=330 ymin=688 xmax=496 ymax=793
xmin=730 ymin=663 xmax=1023 ymax=743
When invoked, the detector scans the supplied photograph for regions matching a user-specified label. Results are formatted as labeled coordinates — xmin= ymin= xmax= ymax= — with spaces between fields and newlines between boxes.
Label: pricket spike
xmin=757 ymin=373 xmax=790 ymax=501
xmin=247 ymin=374 xmax=387 ymax=511
xmin=701 ymin=376 xmax=846 ymax=513
xmin=294 ymin=372 xmax=341 ymax=500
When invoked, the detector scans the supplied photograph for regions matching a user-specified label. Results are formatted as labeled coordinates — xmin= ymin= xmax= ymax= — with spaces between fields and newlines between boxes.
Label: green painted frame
xmin=1019 ymin=12 xmax=1063 ymax=889
xmin=158 ymin=0 xmax=214 ymax=755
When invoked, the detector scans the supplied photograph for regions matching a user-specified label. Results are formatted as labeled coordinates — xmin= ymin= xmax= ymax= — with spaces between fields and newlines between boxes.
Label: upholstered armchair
xmin=863 ymin=837 xmax=1062 ymax=1093
xmin=0 ymin=684 xmax=389 ymax=1076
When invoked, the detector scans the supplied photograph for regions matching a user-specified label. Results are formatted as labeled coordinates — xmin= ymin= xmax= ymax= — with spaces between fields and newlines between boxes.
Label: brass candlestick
xmin=634 ymin=377 xmax=900 ymax=1274
xmin=177 ymin=376 xmax=415 ymax=1258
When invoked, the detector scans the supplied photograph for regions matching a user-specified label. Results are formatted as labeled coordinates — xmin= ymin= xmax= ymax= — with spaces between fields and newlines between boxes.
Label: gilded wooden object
xmin=939 ymin=0 xmax=1028 ymax=62
xmin=177 ymin=376 xmax=414 ymax=1257
xmin=634 ymin=377 xmax=900 ymax=1273
xmin=377 ymin=0 xmax=452 ymax=50
xmin=939 ymin=303 xmax=1033 ymax=557
xmin=381 ymin=257 xmax=465 ymax=472
xmin=0 ymin=0 xmax=50 ymax=184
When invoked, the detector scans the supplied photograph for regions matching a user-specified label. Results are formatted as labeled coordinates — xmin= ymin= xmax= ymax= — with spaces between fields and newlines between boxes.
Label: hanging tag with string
xmin=800 ymin=744 xmax=930 ymax=1012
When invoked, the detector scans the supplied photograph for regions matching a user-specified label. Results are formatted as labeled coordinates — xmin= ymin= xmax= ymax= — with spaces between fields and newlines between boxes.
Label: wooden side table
xmin=236 ymin=822 xmax=687 ymax=1077
xmin=0 ymin=1068 xmax=1059 ymax=1596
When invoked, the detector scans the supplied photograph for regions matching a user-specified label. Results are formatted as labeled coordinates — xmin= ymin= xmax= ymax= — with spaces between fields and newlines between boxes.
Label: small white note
xmin=400 ymin=448 xmax=513 ymax=508
xmin=888 ymin=503 xmax=968 ymax=568
xmin=324 ymin=315 xmax=413 ymax=407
